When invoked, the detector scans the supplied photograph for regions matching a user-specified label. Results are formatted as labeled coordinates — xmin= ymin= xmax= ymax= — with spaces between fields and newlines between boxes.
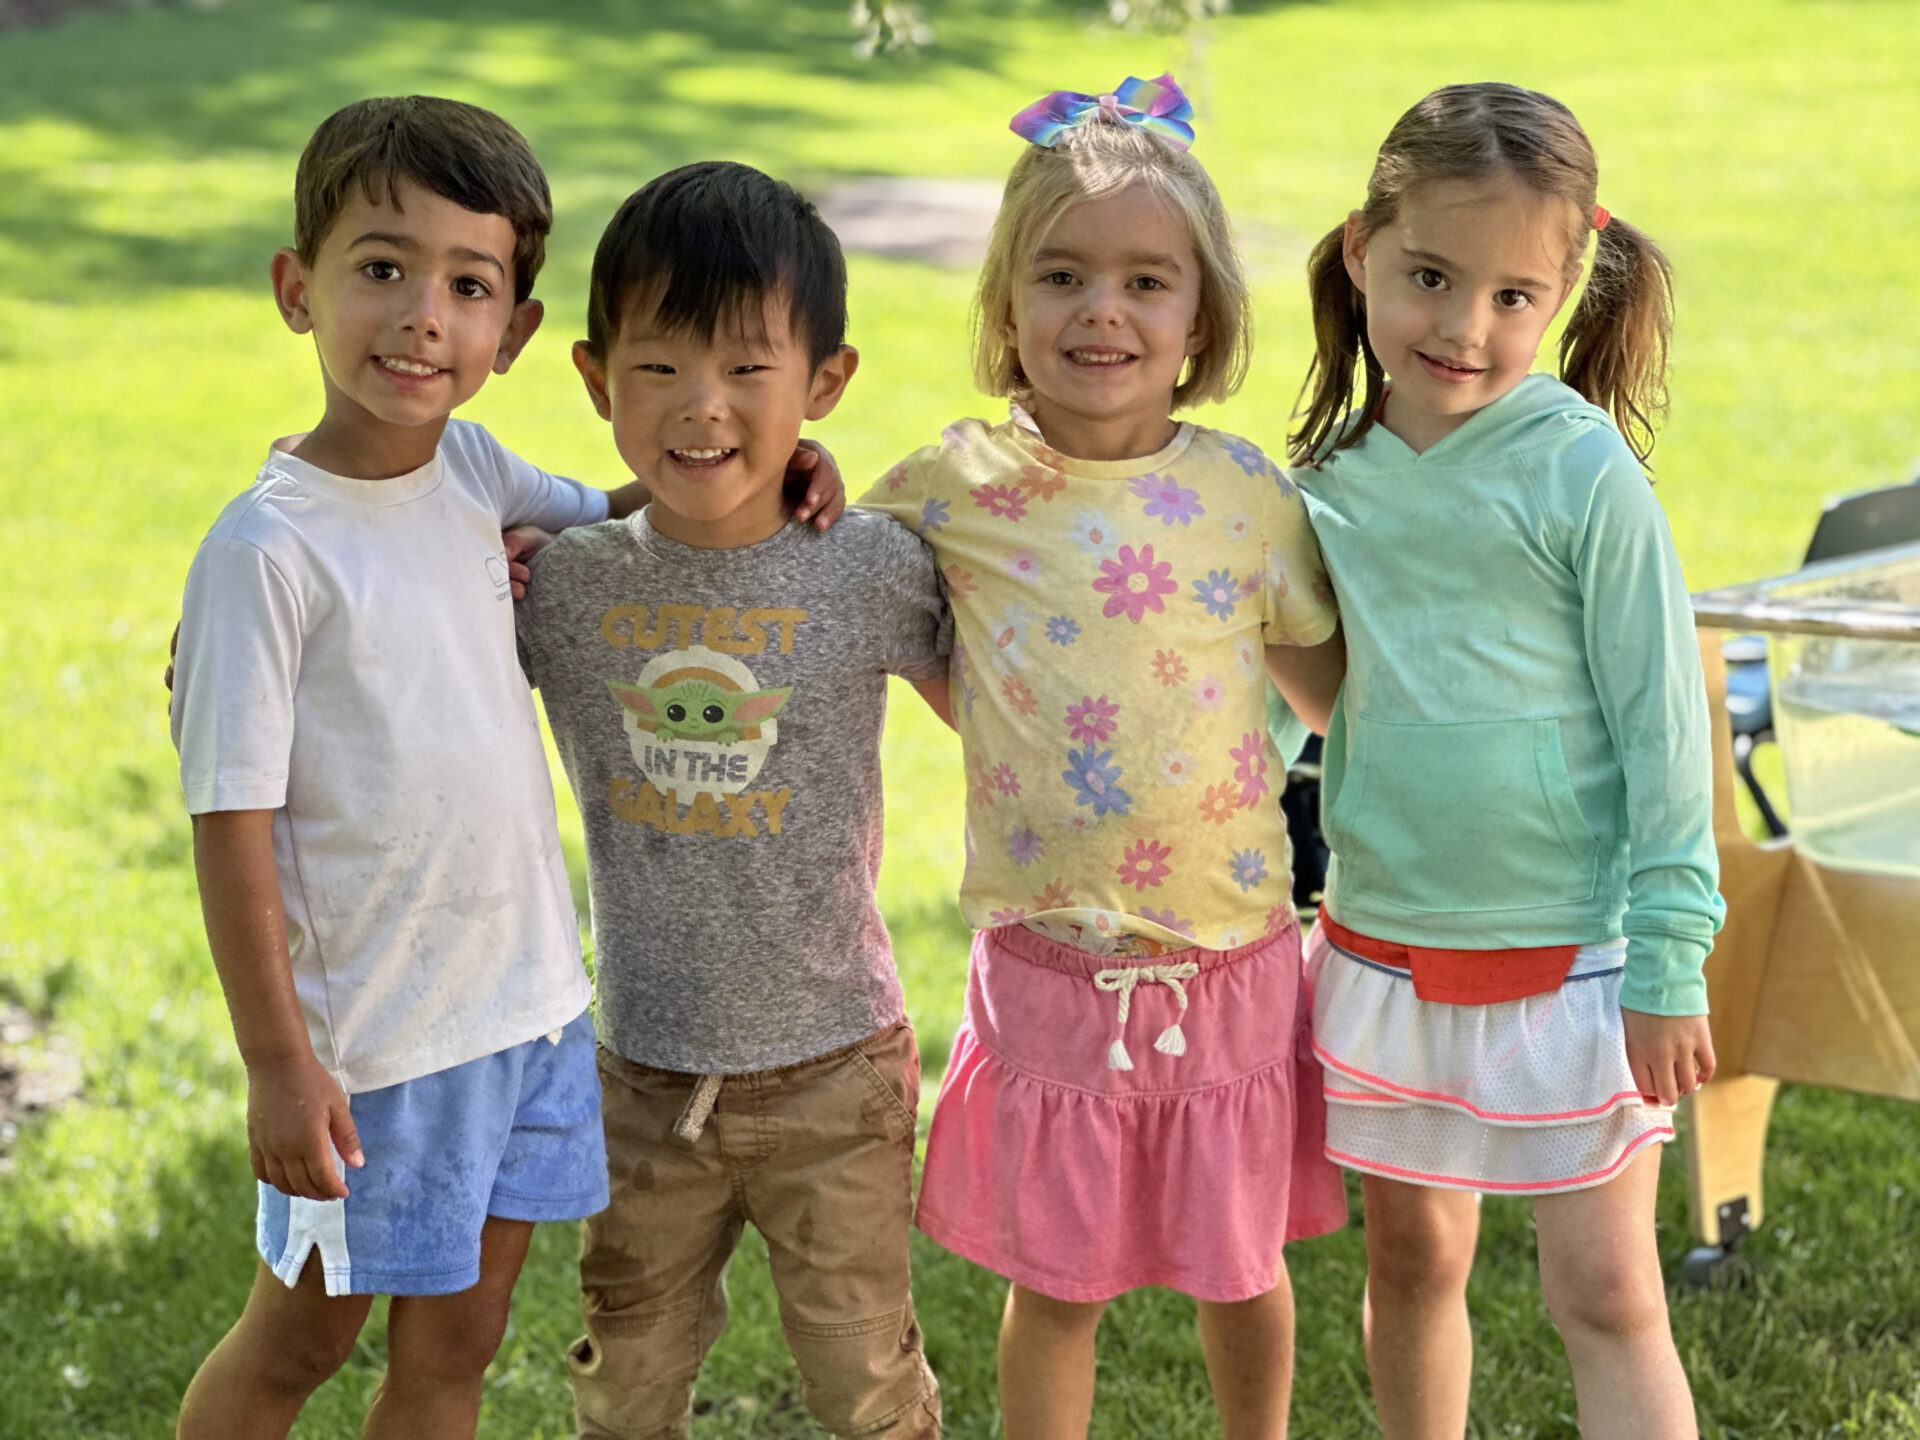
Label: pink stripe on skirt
xmin=915 ymin=923 xmax=1346 ymax=1304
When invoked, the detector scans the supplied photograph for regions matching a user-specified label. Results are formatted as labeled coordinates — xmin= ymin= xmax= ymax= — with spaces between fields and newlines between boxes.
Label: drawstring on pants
xmin=1092 ymin=963 xmax=1201 ymax=1070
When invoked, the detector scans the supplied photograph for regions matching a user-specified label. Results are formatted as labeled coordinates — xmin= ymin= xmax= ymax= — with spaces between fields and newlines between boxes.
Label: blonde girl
xmin=1291 ymin=83 xmax=1721 ymax=1439
xmin=861 ymin=76 xmax=1347 ymax=1437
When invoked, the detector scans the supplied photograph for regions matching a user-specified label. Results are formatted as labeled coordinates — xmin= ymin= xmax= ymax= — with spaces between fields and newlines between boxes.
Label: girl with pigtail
xmin=1290 ymin=83 xmax=1720 ymax=1438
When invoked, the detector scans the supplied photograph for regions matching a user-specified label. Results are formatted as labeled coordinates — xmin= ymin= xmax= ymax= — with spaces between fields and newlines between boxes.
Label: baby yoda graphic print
xmin=604 ymin=646 xmax=796 ymax=837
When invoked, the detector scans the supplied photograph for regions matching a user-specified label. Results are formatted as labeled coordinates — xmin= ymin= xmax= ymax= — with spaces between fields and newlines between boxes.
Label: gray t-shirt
xmin=517 ymin=507 xmax=951 ymax=1073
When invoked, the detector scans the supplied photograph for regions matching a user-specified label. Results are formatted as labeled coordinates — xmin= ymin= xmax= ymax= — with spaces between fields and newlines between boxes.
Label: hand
xmin=502 ymin=525 xmax=556 ymax=600
xmin=788 ymin=440 xmax=846 ymax=530
xmin=246 ymin=1052 xmax=365 ymax=1200
xmin=1621 ymin=1008 xmax=1716 ymax=1106
xmin=165 ymin=620 xmax=180 ymax=693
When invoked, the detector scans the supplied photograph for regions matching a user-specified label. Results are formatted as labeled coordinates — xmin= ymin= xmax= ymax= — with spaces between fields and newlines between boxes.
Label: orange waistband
xmin=1317 ymin=913 xmax=1579 ymax=1005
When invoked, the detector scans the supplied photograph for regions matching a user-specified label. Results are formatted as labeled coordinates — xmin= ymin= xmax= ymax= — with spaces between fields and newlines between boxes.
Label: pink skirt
xmin=915 ymin=923 xmax=1347 ymax=1304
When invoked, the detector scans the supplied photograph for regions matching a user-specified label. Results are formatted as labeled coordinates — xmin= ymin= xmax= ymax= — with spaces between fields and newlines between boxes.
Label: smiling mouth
xmin=1414 ymin=350 xmax=1485 ymax=380
xmin=376 ymin=355 xmax=446 ymax=377
xmin=669 ymin=447 xmax=738 ymax=468
xmin=1065 ymin=348 xmax=1136 ymax=367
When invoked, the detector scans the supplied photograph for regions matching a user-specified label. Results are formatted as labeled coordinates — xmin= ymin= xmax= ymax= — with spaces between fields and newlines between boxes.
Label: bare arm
xmin=1264 ymin=626 xmax=1347 ymax=735
xmin=194 ymin=809 xmax=362 ymax=1199
xmin=910 ymin=675 xmax=956 ymax=730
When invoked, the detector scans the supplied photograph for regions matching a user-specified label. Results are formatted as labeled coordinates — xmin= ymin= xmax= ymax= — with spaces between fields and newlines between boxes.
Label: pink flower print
xmin=1004 ymin=548 xmax=1042 ymax=582
xmin=880 ymin=461 xmax=910 ymax=491
xmin=1139 ymin=906 xmax=1197 ymax=940
xmin=1033 ymin=878 xmax=1075 ymax=909
xmin=1019 ymin=463 xmax=1068 ymax=502
xmin=974 ymin=483 xmax=1029 ymax=521
xmin=989 ymin=907 xmax=1029 ymax=926
xmin=1063 ymin=694 xmax=1120 ymax=745
xmin=1150 ymin=649 xmax=1188 ymax=687
xmin=1115 ymin=838 xmax=1173 ymax=892
xmin=1007 ymin=826 xmax=1044 ymax=865
xmin=1264 ymin=903 xmax=1293 ymax=935
xmin=993 ymin=763 xmax=1022 ymax=798
xmin=1231 ymin=731 xmax=1270 ymax=807
xmin=1238 ymin=572 xmax=1263 ymax=601
xmin=1002 ymin=674 xmax=1039 ymax=717
xmin=1129 ymin=472 xmax=1205 ymax=527
xmin=944 ymin=564 xmax=976 ymax=600
xmin=970 ymin=757 xmax=998 ymax=808
xmin=1092 ymin=544 xmax=1177 ymax=623
xmin=1191 ymin=673 xmax=1226 ymax=711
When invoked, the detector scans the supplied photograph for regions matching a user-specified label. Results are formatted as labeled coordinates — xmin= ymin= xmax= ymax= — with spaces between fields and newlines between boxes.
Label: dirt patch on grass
xmin=0 ymin=1006 xmax=82 ymax=1173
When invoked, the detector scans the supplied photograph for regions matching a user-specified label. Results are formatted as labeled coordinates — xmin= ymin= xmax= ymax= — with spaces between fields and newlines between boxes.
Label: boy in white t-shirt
xmin=166 ymin=97 xmax=839 ymax=1440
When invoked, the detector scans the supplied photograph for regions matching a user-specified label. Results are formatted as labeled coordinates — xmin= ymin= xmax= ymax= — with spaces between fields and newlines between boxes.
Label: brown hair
xmin=294 ymin=96 xmax=552 ymax=303
xmin=1290 ymin=83 xmax=1673 ymax=466
xmin=973 ymin=116 xmax=1249 ymax=411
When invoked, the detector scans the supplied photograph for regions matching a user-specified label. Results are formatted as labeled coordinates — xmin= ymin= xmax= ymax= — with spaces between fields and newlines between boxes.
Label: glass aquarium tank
xmin=1694 ymin=541 xmax=1920 ymax=876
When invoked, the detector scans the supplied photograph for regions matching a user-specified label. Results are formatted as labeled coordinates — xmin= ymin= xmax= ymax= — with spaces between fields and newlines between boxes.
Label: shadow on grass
xmin=0 ymin=0 xmax=1022 ymax=302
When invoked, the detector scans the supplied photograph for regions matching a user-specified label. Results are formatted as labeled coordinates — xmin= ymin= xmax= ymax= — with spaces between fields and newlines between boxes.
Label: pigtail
xmin=1289 ymin=224 xmax=1385 ymax=467
xmin=1558 ymin=216 xmax=1673 ymax=466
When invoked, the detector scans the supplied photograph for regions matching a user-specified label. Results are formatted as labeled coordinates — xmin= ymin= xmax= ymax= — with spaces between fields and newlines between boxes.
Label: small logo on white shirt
xmin=486 ymin=554 xmax=511 ymax=601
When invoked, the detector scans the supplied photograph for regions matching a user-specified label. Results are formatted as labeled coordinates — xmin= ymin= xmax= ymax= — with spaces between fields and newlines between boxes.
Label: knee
xmin=1543 ymin=1255 xmax=1669 ymax=1342
xmin=256 ymin=1312 xmax=361 ymax=1396
xmin=786 ymin=1308 xmax=939 ymax=1436
xmin=397 ymin=1292 xmax=515 ymax=1387
xmin=1365 ymin=1201 xmax=1477 ymax=1303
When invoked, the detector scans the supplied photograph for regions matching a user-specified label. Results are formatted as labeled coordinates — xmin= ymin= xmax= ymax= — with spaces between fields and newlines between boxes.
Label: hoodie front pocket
xmin=1327 ymin=714 xmax=1598 ymax=914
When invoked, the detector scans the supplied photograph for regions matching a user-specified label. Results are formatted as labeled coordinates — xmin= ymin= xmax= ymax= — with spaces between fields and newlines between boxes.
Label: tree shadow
xmin=0 ymin=0 xmax=1022 ymax=302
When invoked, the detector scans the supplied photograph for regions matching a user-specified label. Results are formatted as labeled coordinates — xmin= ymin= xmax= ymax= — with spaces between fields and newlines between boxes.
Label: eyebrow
xmin=347 ymin=231 xmax=506 ymax=275
xmin=1034 ymin=246 xmax=1185 ymax=272
xmin=1400 ymin=246 xmax=1554 ymax=290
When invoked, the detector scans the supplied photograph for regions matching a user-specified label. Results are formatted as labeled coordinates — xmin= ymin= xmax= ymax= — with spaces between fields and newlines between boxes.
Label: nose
xmin=1435 ymin=291 xmax=1491 ymax=350
xmin=678 ymin=374 xmax=728 ymax=424
xmin=397 ymin=279 xmax=444 ymax=342
xmin=1076 ymin=276 xmax=1126 ymax=328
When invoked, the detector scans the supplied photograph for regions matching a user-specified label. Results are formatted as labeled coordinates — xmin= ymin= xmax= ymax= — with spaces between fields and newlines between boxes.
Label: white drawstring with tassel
xmin=1093 ymin=962 xmax=1201 ymax=1070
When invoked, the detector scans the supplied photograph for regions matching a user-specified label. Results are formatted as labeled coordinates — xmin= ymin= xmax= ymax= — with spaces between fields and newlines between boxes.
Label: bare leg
xmin=1196 ymin=1275 xmax=1295 ymax=1440
xmin=362 ymin=1217 xmax=534 ymax=1440
xmin=998 ymin=1283 xmax=1106 ymax=1439
xmin=1359 ymin=1175 xmax=1479 ymax=1440
xmin=1534 ymin=1150 xmax=1695 ymax=1439
xmin=177 ymin=1255 xmax=374 ymax=1440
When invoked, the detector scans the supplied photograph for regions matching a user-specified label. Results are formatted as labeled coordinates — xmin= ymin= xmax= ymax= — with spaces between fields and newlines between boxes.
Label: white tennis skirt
xmin=1304 ymin=922 xmax=1673 ymax=1195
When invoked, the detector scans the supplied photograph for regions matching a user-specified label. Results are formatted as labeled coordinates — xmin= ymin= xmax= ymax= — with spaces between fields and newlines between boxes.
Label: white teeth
xmin=378 ymin=357 xmax=440 ymax=376
xmin=673 ymin=448 xmax=732 ymax=461
xmin=1069 ymin=350 xmax=1131 ymax=366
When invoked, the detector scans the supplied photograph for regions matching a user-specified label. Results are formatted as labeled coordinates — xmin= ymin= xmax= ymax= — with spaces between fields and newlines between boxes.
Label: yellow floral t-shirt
xmin=860 ymin=415 xmax=1338 ymax=951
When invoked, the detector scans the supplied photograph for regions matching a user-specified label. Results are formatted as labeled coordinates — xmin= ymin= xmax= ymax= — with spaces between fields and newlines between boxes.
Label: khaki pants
xmin=568 ymin=1023 xmax=941 ymax=1439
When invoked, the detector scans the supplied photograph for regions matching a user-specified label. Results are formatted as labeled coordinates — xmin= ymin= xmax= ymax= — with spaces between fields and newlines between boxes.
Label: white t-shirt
xmin=170 ymin=420 xmax=606 ymax=1094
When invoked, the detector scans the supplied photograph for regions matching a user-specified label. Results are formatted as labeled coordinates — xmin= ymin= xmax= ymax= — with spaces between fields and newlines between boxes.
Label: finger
xmin=1633 ymin=1057 xmax=1660 ymax=1106
xmin=1675 ymin=1052 xmax=1699 ymax=1098
xmin=170 ymin=622 xmax=180 ymax=659
xmin=330 ymin=1106 xmax=365 ymax=1172
xmin=262 ymin=1154 xmax=293 ymax=1198
xmin=249 ymin=1143 xmax=268 ymax=1186
xmin=1696 ymin=1047 xmax=1717 ymax=1087
xmin=163 ymin=663 xmax=175 ymax=693
xmin=1651 ymin=1057 xmax=1680 ymax=1107
xmin=814 ymin=487 xmax=847 ymax=530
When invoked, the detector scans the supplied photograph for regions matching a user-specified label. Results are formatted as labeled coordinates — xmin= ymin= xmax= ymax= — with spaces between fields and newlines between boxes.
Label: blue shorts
xmin=257 ymin=1009 xmax=608 ymax=1296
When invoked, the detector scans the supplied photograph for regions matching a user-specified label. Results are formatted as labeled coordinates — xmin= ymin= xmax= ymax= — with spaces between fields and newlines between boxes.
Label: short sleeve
xmin=456 ymin=422 xmax=609 ymax=532
xmin=854 ymin=445 xmax=940 ymax=535
xmin=863 ymin=515 xmax=952 ymax=681
xmin=1259 ymin=461 xmax=1339 ymax=648
xmin=170 ymin=536 xmax=302 ymax=814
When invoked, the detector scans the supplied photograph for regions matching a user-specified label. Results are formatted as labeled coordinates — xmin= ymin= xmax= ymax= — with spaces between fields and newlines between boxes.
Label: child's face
xmin=574 ymin=294 xmax=855 ymax=549
xmin=273 ymin=177 xmax=541 ymax=440
xmin=1344 ymin=175 xmax=1579 ymax=453
xmin=1006 ymin=185 xmax=1206 ymax=460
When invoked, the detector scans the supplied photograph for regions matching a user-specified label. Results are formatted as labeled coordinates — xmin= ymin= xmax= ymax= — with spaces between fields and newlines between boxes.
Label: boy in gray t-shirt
xmin=516 ymin=163 xmax=949 ymax=1438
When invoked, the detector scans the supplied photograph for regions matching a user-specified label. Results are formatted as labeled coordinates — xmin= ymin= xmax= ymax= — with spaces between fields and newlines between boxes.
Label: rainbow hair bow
xmin=1009 ymin=73 xmax=1195 ymax=152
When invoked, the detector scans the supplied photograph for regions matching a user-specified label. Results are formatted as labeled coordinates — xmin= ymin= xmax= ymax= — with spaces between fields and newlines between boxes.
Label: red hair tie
xmin=1593 ymin=205 xmax=1611 ymax=231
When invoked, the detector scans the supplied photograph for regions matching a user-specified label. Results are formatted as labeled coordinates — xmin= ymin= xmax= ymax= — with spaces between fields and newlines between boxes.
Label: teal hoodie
xmin=1302 ymin=374 xmax=1723 ymax=1016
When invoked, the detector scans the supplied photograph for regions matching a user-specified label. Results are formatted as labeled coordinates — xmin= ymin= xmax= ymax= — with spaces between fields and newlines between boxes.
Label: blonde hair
xmin=1290 ymin=82 xmax=1674 ymax=467
xmin=972 ymin=117 xmax=1250 ymax=411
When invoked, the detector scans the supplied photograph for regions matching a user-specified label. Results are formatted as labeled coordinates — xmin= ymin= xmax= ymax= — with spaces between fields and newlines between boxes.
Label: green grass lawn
xmin=5 ymin=0 xmax=1920 ymax=1434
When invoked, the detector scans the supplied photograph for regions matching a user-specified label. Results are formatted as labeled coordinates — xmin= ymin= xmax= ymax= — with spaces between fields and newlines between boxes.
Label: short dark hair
xmin=294 ymin=96 xmax=552 ymax=303
xmin=583 ymin=162 xmax=847 ymax=368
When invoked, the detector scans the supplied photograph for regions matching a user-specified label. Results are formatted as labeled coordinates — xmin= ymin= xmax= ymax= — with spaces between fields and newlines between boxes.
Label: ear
xmin=271 ymin=248 xmax=313 ymax=335
xmin=492 ymin=298 xmax=544 ymax=376
xmin=804 ymin=344 xmax=859 ymax=422
xmin=573 ymin=341 xmax=613 ymax=422
xmin=732 ymin=687 xmax=794 ymax=725
xmin=1341 ymin=210 xmax=1370 ymax=295
xmin=605 ymin=681 xmax=658 ymax=717
xmin=1185 ymin=303 xmax=1210 ymax=359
